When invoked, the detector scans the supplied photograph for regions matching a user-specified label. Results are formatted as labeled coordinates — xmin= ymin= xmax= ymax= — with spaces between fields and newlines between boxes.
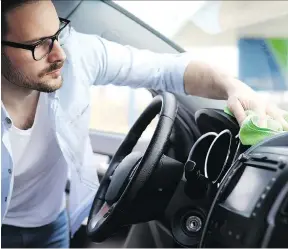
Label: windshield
xmin=114 ymin=1 xmax=288 ymax=110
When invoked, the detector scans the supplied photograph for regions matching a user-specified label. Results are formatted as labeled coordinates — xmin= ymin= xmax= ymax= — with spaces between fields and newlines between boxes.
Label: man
xmin=1 ymin=0 xmax=287 ymax=248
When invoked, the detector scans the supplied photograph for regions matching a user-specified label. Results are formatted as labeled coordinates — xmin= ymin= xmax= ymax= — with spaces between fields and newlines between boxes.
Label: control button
xmin=256 ymin=202 xmax=261 ymax=208
xmin=228 ymin=230 xmax=233 ymax=236
xmin=211 ymin=220 xmax=219 ymax=230
xmin=279 ymin=162 xmax=286 ymax=170
xmin=220 ymin=221 xmax=228 ymax=235
xmin=266 ymin=185 xmax=271 ymax=191
xmin=261 ymin=193 xmax=266 ymax=199
xmin=103 ymin=212 xmax=109 ymax=218
xmin=235 ymin=234 xmax=241 ymax=240
xmin=103 ymin=207 xmax=112 ymax=219
xmin=282 ymin=217 xmax=288 ymax=225
xmin=252 ymin=212 xmax=256 ymax=217
xmin=104 ymin=205 xmax=115 ymax=218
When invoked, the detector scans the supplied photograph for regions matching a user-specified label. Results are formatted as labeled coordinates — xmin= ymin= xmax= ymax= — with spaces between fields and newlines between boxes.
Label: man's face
xmin=2 ymin=0 xmax=67 ymax=92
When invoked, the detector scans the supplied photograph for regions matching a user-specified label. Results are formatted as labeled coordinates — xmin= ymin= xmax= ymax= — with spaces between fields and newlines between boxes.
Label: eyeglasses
xmin=1 ymin=17 xmax=71 ymax=61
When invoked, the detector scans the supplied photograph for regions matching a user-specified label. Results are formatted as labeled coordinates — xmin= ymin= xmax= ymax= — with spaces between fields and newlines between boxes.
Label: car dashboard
xmin=162 ymin=108 xmax=288 ymax=248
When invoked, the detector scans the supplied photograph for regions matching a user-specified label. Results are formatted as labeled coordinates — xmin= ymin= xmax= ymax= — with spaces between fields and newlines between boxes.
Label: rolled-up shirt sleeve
xmin=72 ymin=29 xmax=191 ymax=95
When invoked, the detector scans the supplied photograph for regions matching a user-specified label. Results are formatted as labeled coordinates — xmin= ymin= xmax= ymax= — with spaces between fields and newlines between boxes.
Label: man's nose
xmin=47 ymin=40 xmax=66 ymax=63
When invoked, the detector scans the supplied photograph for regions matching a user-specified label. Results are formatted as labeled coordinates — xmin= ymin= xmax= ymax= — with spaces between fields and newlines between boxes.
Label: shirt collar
xmin=1 ymin=102 xmax=9 ymax=122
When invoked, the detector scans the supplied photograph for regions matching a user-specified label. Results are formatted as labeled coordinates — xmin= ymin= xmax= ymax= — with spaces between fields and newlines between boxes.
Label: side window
xmin=89 ymin=85 xmax=157 ymax=138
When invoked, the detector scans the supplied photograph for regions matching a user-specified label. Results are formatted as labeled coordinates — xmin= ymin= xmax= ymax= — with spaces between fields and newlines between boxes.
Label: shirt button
xmin=5 ymin=197 xmax=7 ymax=202
xmin=5 ymin=117 xmax=12 ymax=125
xmin=8 ymin=169 xmax=12 ymax=174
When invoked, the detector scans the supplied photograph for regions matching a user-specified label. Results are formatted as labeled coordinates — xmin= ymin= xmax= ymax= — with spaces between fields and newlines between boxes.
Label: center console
xmin=201 ymin=137 xmax=288 ymax=248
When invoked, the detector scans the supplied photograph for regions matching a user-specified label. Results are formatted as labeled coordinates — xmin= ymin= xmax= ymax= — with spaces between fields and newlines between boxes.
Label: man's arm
xmin=183 ymin=61 xmax=254 ymax=100
xmin=73 ymin=30 xmax=191 ymax=94
xmin=183 ymin=61 xmax=288 ymax=128
xmin=75 ymin=29 xmax=250 ymax=100
xmin=73 ymin=29 xmax=287 ymax=127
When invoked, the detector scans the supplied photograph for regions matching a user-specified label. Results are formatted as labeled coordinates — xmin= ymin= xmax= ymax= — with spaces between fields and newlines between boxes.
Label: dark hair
xmin=1 ymin=0 xmax=39 ymax=40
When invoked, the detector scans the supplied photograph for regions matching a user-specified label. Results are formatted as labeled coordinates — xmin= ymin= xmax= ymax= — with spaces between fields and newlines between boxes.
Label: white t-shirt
xmin=3 ymin=93 xmax=68 ymax=227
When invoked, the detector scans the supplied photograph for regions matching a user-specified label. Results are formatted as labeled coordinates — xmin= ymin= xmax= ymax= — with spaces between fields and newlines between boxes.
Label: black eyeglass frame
xmin=1 ymin=17 xmax=71 ymax=61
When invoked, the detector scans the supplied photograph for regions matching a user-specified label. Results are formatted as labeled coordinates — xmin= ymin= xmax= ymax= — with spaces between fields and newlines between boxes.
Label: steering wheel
xmin=87 ymin=92 xmax=183 ymax=242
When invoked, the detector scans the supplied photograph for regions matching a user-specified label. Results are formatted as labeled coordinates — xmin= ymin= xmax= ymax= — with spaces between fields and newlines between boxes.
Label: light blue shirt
xmin=1 ymin=28 xmax=191 ymax=236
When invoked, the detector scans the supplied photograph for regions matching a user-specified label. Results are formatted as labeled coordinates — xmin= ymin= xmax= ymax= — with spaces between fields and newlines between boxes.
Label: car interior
xmin=52 ymin=1 xmax=288 ymax=248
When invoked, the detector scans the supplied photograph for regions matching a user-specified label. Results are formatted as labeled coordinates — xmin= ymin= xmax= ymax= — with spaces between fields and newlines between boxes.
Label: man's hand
xmin=224 ymin=78 xmax=288 ymax=129
xmin=227 ymin=91 xmax=288 ymax=129
xmin=184 ymin=61 xmax=288 ymax=129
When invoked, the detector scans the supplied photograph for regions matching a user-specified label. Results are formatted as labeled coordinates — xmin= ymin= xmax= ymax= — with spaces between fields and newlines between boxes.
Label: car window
xmin=90 ymin=85 xmax=157 ymax=138
xmin=114 ymin=1 xmax=288 ymax=111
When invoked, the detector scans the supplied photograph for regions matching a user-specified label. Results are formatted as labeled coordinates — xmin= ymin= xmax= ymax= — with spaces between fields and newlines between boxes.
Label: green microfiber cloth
xmin=224 ymin=106 xmax=288 ymax=146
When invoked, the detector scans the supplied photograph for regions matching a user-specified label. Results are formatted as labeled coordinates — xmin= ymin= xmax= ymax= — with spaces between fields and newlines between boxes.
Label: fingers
xmin=227 ymin=94 xmax=266 ymax=127
xmin=279 ymin=116 xmax=288 ymax=131
xmin=251 ymin=100 xmax=267 ymax=128
xmin=227 ymin=93 xmax=287 ymax=130
xmin=227 ymin=96 xmax=247 ymax=126
xmin=267 ymin=105 xmax=288 ymax=131
xmin=283 ymin=112 xmax=288 ymax=130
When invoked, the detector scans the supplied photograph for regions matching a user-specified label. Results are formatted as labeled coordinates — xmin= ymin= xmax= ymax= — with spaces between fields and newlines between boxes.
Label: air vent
xmin=247 ymin=153 xmax=282 ymax=171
